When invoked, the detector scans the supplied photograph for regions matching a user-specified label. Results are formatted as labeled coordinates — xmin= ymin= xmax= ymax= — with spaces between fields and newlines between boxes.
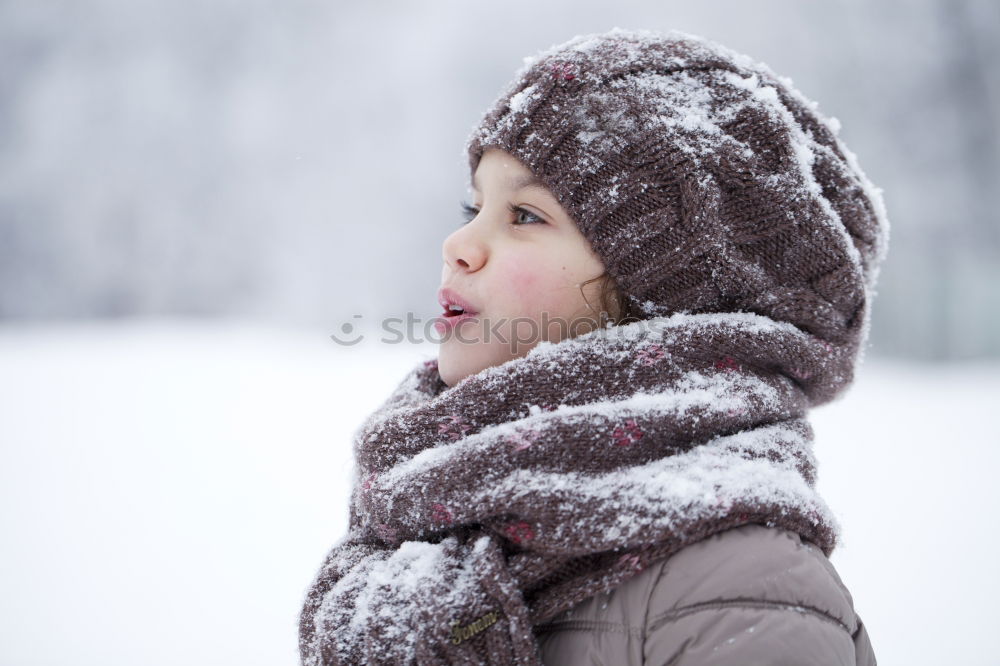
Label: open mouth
xmin=435 ymin=287 xmax=480 ymax=334
xmin=443 ymin=304 xmax=470 ymax=318
xmin=437 ymin=287 xmax=479 ymax=318
xmin=434 ymin=307 xmax=478 ymax=334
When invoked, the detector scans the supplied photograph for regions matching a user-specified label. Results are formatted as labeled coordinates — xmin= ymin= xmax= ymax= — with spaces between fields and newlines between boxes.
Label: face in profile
xmin=436 ymin=147 xmax=614 ymax=387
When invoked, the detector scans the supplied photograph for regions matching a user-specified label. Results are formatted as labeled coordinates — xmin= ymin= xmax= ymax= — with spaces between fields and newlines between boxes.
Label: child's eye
xmin=506 ymin=203 xmax=545 ymax=226
xmin=457 ymin=201 xmax=546 ymax=226
xmin=459 ymin=201 xmax=478 ymax=225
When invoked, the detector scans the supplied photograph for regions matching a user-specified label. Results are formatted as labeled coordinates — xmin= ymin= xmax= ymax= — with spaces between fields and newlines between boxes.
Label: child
xmin=299 ymin=27 xmax=888 ymax=665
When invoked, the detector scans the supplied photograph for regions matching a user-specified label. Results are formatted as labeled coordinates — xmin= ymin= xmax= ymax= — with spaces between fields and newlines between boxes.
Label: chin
xmin=437 ymin=358 xmax=462 ymax=387
xmin=437 ymin=339 xmax=504 ymax=387
xmin=437 ymin=344 xmax=476 ymax=387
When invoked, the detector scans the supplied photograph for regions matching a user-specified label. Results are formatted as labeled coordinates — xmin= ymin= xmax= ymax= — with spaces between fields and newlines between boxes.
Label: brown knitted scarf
xmin=298 ymin=310 xmax=842 ymax=665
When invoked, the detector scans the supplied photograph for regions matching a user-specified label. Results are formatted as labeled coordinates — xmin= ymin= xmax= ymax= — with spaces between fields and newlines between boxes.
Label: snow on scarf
xmin=298 ymin=310 xmax=844 ymax=665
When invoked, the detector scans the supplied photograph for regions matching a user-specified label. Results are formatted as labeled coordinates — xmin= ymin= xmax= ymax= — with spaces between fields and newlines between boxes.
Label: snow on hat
xmin=465 ymin=27 xmax=889 ymax=360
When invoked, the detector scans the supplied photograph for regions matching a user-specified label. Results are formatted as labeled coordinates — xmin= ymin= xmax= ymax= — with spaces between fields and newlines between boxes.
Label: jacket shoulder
xmin=644 ymin=523 xmax=872 ymax=665
xmin=536 ymin=524 xmax=874 ymax=665
xmin=647 ymin=523 xmax=858 ymax=632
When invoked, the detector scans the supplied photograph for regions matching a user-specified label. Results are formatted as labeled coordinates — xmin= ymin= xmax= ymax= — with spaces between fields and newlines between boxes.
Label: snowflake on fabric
xmin=430 ymin=502 xmax=454 ymax=525
xmin=525 ymin=402 xmax=560 ymax=417
xmin=361 ymin=471 xmax=378 ymax=494
xmin=505 ymin=428 xmax=541 ymax=452
xmin=804 ymin=508 xmax=825 ymax=525
xmin=375 ymin=523 xmax=398 ymax=542
xmin=616 ymin=553 xmax=644 ymax=573
xmin=611 ymin=419 xmax=644 ymax=446
xmin=788 ymin=340 xmax=833 ymax=380
xmin=714 ymin=356 xmax=741 ymax=372
xmin=788 ymin=366 xmax=813 ymax=381
xmin=504 ymin=521 xmax=535 ymax=545
xmin=709 ymin=495 xmax=731 ymax=510
xmin=438 ymin=414 xmax=473 ymax=441
xmin=548 ymin=61 xmax=578 ymax=80
xmin=636 ymin=343 xmax=665 ymax=366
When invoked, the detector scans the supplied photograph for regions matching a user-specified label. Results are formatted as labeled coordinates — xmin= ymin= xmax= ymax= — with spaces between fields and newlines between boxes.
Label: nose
xmin=441 ymin=221 xmax=487 ymax=274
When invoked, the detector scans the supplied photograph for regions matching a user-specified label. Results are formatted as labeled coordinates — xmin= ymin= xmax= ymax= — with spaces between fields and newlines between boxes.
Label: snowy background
xmin=2 ymin=323 xmax=998 ymax=665
xmin=2 ymin=0 xmax=999 ymax=664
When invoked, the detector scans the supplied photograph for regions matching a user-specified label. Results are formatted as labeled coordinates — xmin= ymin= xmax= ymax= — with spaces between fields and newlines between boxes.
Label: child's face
xmin=436 ymin=147 xmax=610 ymax=387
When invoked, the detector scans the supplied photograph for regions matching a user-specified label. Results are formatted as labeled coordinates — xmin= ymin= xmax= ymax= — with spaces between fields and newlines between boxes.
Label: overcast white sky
xmin=1 ymin=0 xmax=997 ymax=357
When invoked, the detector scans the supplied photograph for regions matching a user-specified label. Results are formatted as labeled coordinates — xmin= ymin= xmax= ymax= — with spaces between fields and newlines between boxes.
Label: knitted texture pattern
xmin=298 ymin=27 xmax=889 ymax=665
xmin=299 ymin=313 xmax=843 ymax=664
xmin=466 ymin=27 xmax=889 ymax=407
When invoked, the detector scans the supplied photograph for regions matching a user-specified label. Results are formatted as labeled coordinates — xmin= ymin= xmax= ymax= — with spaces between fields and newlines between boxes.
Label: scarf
xmin=298 ymin=310 xmax=844 ymax=665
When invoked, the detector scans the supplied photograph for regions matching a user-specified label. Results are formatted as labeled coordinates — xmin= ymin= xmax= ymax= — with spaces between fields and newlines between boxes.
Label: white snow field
xmin=0 ymin=319 xmax=996 ymax=665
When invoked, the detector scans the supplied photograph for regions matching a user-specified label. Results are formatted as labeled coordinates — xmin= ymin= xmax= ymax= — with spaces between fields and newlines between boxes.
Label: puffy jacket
xmin=534 ymin=524 xmax=876 ymax=665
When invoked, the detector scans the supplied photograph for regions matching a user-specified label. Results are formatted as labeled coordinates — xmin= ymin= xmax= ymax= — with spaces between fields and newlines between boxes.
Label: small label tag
xmin=449 ymin=609 xmax=501 ymax=645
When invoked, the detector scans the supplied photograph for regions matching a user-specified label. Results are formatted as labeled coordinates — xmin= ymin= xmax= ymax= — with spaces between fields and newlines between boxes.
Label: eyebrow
xmin=471 ymin=171 xmax=548 ymax=192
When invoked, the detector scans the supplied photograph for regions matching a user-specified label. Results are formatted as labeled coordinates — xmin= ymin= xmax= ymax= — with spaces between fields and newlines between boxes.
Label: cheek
xmin=503 ymin=259 xmax=574 ymax=315
xmin=504 ymin=250 xmax=562 ymax=297
xmin=507 ymin=266 xmax=540 ymax=302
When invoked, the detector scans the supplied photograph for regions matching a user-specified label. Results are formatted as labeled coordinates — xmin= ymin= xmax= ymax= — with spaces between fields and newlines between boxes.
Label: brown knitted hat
xmin=465 ymin=27 xmax=889 ymax=387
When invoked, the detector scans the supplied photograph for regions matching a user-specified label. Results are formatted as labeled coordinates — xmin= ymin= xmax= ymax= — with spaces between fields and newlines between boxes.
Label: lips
xmin=437 ymin=287 xmax=480 ymax=318
xmin=435 ymin=287 xmax=479 ymax=335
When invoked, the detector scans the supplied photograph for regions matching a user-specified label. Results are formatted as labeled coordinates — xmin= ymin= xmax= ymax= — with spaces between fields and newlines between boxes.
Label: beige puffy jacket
xmin=534 ymin=524 xmax=876 ymax=665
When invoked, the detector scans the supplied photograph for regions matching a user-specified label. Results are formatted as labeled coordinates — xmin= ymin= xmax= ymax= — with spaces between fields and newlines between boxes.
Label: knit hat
xmin=464 ymin=28 xmax=889 ymax=399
